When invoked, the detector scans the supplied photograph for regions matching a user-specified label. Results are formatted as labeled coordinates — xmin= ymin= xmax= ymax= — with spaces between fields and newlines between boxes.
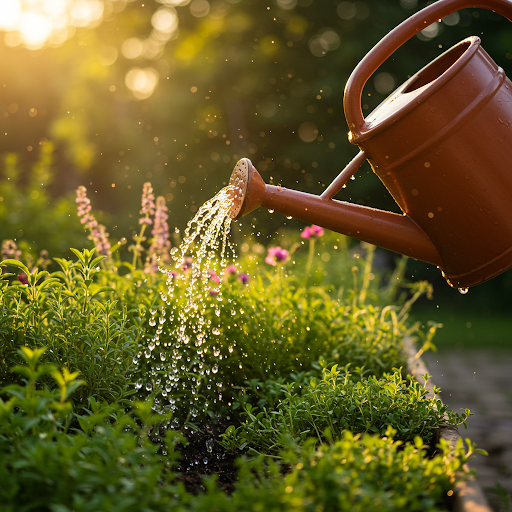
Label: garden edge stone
xmin=404 ymin=338 xmax=492 ymax=512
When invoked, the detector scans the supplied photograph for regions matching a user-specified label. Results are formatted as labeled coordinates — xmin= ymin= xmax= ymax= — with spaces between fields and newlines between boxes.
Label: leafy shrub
xmin=189 ymin=432 xmax=479 ymax=512
xmin=0 ymin=348 xmax=480 ymax=512
xmin=0 ymin=180 xmax=484 ymax=511
xmin=0 ymin=347 xmax=184 ymax=512
xmin=132 ymin=247 xmax=437 ymax=422
xmin=0 ymin=250 xmax=139 ymax=409
xmin=221 ymin=365 xmax=471 ymax=454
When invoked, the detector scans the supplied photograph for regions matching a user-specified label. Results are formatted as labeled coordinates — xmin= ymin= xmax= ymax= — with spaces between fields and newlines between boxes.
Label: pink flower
xmin=301 ymin=224 xmax=324 ymax=239
xmin=76 ymin=186 xmax=111 ymax=258
xmin=224 ymin=265 xmax=237 ymax=275
xmin=90 ymin=224 xmax=111 ymax=258
xmin=239 ymin=273 xmax=249 ymax=284
xmin=76 ymin=186 xmax=98 ymax=230
xmin=207 ymin=269 xmax=220 ymax=284
xmin=1 ymin=240 xmax=21 ymax=261
xmin=265 ymin=246 xmax=289 ymax=266
xmin=209 ymin=289 xmax=219 ymax=296
xmin=181 ymin=256 xmax=193 ymax=272
xmin=17 ymin=273 xmax=28 ymax=285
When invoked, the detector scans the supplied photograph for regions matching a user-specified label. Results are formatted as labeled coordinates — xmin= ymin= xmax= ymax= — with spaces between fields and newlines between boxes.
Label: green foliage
xmin=132 ymin=239 xmax=437 ymax=423
xmin=0 ymin=351 xmax=479 ymax=512
xmin=221 ymin=366 xmax=471 ymax=454
xmin=0 ymin=249 xmax=139 ymax=409
xmin=0 ymin=348 xmax=185 ymax=512
xmin=0 ymin=144 xmax=87 ymax=258
xmin=190 ymin=430 xmax=478 ymax=512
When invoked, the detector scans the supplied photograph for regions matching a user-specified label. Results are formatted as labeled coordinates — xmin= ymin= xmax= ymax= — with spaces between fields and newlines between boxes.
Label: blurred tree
xmin=1 ymin=0 xmax=512 ymax=291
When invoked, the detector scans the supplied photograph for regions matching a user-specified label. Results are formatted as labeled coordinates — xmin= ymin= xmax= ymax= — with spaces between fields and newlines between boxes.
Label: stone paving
xmin=423 ymin=349 xmax=512 ymax=511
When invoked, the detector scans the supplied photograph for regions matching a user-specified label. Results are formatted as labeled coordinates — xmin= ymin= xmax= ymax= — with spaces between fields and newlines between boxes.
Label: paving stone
xmin=423 ymin=349 xmax=512 ymax=509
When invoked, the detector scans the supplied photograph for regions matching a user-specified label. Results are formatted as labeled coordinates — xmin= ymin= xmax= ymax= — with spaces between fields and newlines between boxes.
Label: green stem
xmin=132 ymin=223 xmax=147 ymax=269
xmin=304 ymin=238 xmax=315 ymax=288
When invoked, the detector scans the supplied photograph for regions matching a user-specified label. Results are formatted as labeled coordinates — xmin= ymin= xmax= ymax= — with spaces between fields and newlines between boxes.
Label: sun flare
xmin=0 ymin=0 xmax=107 ymax=49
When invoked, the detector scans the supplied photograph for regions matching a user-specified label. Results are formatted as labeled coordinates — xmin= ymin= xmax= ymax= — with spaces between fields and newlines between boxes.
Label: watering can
xmin=227 ymin=0 xmax=512 ymax=289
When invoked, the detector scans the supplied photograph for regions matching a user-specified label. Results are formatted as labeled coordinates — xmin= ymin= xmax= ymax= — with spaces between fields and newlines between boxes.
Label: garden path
xmin=423 ymin=349 xmax=512 ymax=511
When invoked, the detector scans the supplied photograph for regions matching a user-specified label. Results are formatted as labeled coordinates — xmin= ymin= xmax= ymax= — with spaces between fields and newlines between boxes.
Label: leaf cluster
xmin=0 ymin=249 xmax=140 ymax=409
xmin=0 ymin=350 xmax=481 ymax=512
xmin=221 ymin=365 xmax=471 ymax=455
xmin=0 ymin=348 xmax=185 ymax=512
xmin=186 ymin=431 xmax=479 ymax=512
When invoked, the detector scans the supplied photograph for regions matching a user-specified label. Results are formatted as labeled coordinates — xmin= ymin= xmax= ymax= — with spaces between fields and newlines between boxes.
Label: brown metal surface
xmin=228 ymin=0 xmax=512 ymax=289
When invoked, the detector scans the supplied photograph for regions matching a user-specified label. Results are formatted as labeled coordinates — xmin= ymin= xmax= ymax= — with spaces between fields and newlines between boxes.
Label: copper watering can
xmin=227 ymin=0 xmax=512 ymax=289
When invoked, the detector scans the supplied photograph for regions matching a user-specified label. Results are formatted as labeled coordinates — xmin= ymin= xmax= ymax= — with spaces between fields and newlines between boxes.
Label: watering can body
xmin=228 ymin=0 xmax=512 ymax=288
xmin=353 ymin=36 xmax=512 ymax=288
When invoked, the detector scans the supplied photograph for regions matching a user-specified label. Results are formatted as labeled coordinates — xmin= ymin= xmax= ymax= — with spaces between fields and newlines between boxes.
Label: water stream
xmin=134 ymin=184 xmax=237 ymax=420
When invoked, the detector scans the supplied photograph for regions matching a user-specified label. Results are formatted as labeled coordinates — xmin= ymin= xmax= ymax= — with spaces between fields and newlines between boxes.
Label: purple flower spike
xmin=76 ymin=186 xmax=111 ymax=258
xmin=239 ymin=273 xmax=249 ymax=284
xmin=145 ymin=196 xmax=171 ymax=273
xmin=139 ymin=182 xmax=155 ymax=225
xmin=76 ymin=186 xmax=98 ymax=230
xmin=1 ymin=240 xmax=21 ymax=261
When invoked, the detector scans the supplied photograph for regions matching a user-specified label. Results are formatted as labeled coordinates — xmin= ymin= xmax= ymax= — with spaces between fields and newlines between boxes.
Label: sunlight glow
xmin=0 ymin=1 xmax=22 ymax=30
xmin=0 ymin=0 xmax=115 ymax=49
xmin=151 ymin=7 xmax=178 ymax=34
xmin=19 ymin=11 xmax=53 ymax=48
xmin=125 ymin=67 xmax=160 ymax=100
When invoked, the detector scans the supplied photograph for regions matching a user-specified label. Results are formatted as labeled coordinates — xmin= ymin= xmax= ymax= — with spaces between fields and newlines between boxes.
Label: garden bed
xmin=0 ymin=185 xmax=490 ymax=511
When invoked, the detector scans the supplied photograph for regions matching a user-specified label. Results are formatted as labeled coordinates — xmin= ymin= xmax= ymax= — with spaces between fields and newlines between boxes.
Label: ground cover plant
xmin=0 ymin=182 xmax=485 ymax=511
xmin=220 ymin=365 xmax=470 ymax=455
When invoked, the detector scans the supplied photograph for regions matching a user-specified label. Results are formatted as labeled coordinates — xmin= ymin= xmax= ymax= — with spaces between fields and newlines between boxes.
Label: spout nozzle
xmin=227 ymin=158 xmax=266 ymax=220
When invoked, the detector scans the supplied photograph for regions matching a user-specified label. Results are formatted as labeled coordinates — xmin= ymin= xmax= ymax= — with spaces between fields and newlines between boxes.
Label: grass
xmin=412 ymin=307 xmax=512 ymax=350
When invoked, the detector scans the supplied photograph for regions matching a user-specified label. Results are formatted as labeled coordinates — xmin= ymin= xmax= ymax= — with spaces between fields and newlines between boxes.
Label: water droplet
xmin=458 ymin=287 xmax=469 ymax=295
xmin=268 ymin=209 xmax=274 ymax=213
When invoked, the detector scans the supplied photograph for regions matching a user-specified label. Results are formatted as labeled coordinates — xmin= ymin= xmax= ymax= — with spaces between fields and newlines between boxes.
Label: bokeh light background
xmin=1 ymin=0 xmax=512 ymax=308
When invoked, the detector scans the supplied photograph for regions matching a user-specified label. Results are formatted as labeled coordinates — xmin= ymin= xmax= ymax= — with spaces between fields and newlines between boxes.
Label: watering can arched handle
xmin=344 ymin=0 xmax=512 ymax=138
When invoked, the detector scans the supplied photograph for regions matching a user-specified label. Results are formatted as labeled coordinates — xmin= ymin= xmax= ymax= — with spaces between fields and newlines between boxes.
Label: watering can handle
xmin=344 ymin=0 xmax=512 ymax=138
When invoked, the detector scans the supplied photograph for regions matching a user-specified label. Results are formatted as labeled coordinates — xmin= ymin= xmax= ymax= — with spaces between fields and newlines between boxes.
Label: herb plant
xmin=0 ymin=181 xmax=485 ymax=511
xmin=0 ymin=349 xmax=481 ymax=512
xmin=221 ymin=364 xmax=471 ymax=454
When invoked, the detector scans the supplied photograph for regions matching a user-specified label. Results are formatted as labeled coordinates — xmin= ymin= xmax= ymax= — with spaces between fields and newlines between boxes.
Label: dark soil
xmin=174 ymin=421 xmax=241 ymax=494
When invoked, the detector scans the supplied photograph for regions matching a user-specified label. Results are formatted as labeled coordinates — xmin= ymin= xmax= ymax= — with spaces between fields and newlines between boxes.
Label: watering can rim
xmin=350 ymin=36 xmax=481 ymax=144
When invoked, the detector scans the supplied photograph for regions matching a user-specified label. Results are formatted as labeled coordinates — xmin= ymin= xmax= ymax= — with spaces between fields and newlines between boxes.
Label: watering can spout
xmin=227 ymin=158 xmax=443 ymax=268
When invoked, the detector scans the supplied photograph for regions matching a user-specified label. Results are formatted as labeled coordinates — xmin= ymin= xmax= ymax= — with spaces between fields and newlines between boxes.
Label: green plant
xmin=221 ymin=365 xmax=471 ymax=454
xmin=190 ymin=430 xmax=481 ymax=512
xmin=0 ymin=348 xmax=481 ymax=512
xmin=133 ymin=241 xmax=437 ymax=423
xmin=0 ymin=347 xmax=186 ymax=512
xmin=0 ymin=249 xmax=140 ymax=408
